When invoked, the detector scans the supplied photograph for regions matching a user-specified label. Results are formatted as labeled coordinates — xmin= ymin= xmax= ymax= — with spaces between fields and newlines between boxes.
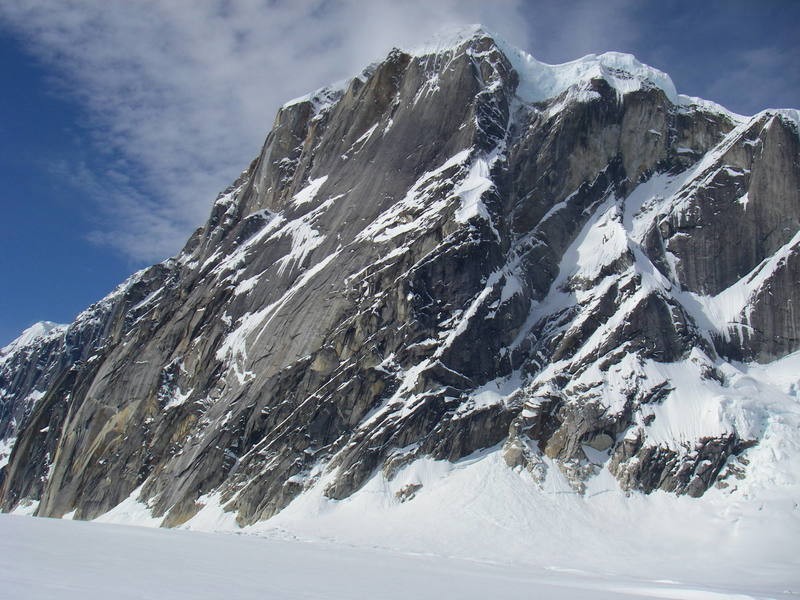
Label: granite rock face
xmin=1 ymin=29 xmax=799 ymax=525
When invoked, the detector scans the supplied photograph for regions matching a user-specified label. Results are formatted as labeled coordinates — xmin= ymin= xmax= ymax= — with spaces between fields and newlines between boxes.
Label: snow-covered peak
xmin=676 ymin=94 xmax=747 ymax=122
xmin=768 ymin=107 xmax=800 ymax=130
xmin=400 ymin=25 xmax=679 ymax=105
xmin=407 ymin=25 xmax=761 ymax=122
xmin=502 ymin=45 xmax=679 ymax=105
xmin=1 ymin=321 xmax=66 ymax=358
xmin=282 ymin=79 xmax=349 ymax=111
xmin=406 ymin=23 xmax=491 ymax=55
xmin=282 ymin=25 xmax=753 ymax=123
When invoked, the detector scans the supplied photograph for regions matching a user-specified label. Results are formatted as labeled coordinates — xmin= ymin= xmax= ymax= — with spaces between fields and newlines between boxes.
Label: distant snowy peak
xmin=1 ymin=321 xmax=66 ymax=359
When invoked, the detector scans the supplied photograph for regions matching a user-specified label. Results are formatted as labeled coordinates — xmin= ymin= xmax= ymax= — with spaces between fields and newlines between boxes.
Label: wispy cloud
xmin=0 ymin=0 xmax=527 ymax=263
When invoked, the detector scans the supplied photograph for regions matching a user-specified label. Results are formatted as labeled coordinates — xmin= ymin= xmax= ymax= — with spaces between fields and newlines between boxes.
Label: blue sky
xmin=0 ymin=0 xmax=798 ymax=346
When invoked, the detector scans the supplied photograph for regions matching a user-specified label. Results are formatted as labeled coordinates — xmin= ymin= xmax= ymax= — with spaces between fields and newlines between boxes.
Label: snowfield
xmin=2 ymin=513 xmax=794 ymax=600
xmin=8 ymin=415 xmax=800 ymax=600
xmin=7 ymin=350 xmax=800 ymax=598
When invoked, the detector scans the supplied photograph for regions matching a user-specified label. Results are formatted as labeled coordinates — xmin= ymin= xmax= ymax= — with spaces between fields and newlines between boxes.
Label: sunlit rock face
xmin=1 ymin=27 xmax=799 ymax=525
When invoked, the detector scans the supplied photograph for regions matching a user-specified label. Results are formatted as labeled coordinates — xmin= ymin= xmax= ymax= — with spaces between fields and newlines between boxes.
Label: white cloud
xmin=0 ymin=0 xmax=527 ymax=263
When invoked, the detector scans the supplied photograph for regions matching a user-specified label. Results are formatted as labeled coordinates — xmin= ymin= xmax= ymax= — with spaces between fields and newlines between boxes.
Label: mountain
xmin=1 ymin=24 xmax=799 ymax=557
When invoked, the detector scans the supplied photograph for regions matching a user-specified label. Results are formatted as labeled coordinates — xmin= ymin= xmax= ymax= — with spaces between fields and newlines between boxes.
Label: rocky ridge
xmin=1 ymin=26 xmax=799 ymax=527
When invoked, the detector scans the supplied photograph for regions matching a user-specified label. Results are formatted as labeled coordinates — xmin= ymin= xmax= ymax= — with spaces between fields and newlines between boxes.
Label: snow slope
xmin=1 ymin=514 xmax=791 ymax=600
xmin=88 ymin=360 xmax=800 ymax=597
